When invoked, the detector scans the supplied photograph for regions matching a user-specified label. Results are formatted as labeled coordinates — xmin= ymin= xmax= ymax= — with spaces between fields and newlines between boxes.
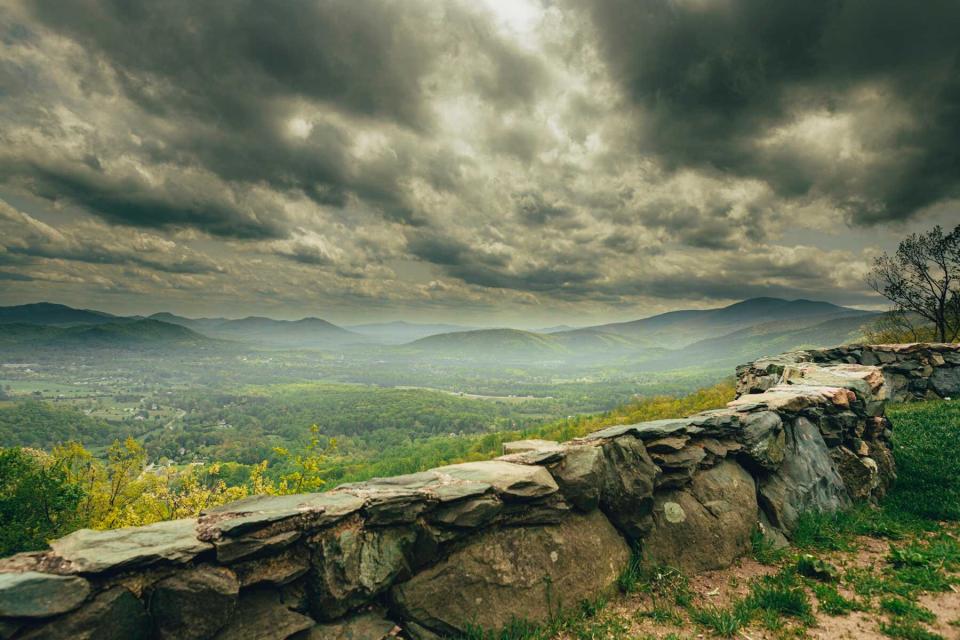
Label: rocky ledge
xmin=1 ymin=345 xmax=956 ymax=639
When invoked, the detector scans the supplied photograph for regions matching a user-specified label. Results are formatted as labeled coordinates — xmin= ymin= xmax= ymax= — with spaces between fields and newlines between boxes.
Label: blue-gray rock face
xmin=758 ymin=417 xmax=851 ymax=532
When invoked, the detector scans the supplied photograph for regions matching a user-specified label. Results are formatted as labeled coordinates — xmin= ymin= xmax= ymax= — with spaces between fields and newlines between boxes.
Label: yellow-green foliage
xmin=0 ymin=381 xmax=735 ymax=550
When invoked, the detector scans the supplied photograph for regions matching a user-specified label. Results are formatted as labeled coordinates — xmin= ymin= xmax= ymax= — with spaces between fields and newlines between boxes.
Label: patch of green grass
xmin=617 ymin=545 xmax=645 ymax=594
xmin=689 ymin=605 xmax=743 ymax=637
xmin=741 ymin=569 xmax=814 ymax=623
xmin=812 ymin=582 xmax=866 ymax=615
xmin=750 ymin=526 xmax=788 ymax=565
xmin=880 ymin=597 xmax=936 ymax=624
xmin=879 ymin=620 xmax=945 ymax=640
xmin=636 ymin=604 xmax=684 ymax=626
xmin=886 ymin=400 xmax=960 ymax=521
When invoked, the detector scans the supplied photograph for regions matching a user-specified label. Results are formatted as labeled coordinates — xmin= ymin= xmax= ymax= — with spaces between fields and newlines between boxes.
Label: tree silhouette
xmin=867 ymin=225 xmax=960 ymax=343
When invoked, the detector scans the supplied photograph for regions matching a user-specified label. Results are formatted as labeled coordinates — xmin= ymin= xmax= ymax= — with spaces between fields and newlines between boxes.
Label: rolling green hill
xmin=0 ymin=319 xmax=211 ymax=349
xmin=578 ymin=297 xmax=872 ymax=348
xmin=407 ymin=328 xmax=571 ymax=358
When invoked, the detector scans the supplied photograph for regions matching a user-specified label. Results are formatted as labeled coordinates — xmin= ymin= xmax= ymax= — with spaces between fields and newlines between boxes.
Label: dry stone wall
xmin=1 ymin=345 xmax=958 ymax=639
xmin=737 ymin=343 xmax=960 ymax=402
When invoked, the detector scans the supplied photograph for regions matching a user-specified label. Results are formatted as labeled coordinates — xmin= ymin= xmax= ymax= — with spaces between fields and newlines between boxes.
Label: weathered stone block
xmin=391 ymin=510 xmax=629 ymax=637
xmin=148 ymin=566 xmax=239 ymax=640
xmin=643 ymin=460 xmax=757 ymax=573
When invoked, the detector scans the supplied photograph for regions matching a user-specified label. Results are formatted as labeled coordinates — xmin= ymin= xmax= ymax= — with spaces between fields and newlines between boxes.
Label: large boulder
xmin=0 ymin=572 xmax=90 ymax=618
xmin=642 ymin=460 xmax=757 ymax=573
xmin=20 ymin=586 xmax=149 ymax=640
xmin=597 ymin=436 xmax=658 ymax=540
xmin=391 ymin=510 xmax=629 ymax=637
xmin=758 ymin=417 xmax=851 ymax=534
xmin=49 ymin=519 xmax=211 ymax=573
xmin=307 ymin=522 xmax=417 ymax=621
xmin=148 ymin=566 xmax=239 ymax=640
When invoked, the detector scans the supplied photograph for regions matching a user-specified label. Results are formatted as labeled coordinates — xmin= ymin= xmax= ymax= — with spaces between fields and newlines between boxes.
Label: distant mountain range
xmin=347 ymin=321 xmax=476 ymax=344
xmin=0 ymin=319 xmax=210 ymax=349
xmin=0 ymin=298 xmax=879 ymax=360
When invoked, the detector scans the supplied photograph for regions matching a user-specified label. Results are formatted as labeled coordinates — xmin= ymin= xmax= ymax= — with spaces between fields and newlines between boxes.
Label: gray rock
xmin=738 ymin=411 xmax=785 ymax=470
xmin=502 ymin=439 xmax=559 ymax=455
xmin=430 ymin=461 xmax=558 ymax=500
xmin=642 ymin=461 xmax=757 ymax=573
xmin=149 ymin=566 xmax=239 ymax=640
xmin=215 ymin=530 xmax=301 ymax=564
xmin=547 ymin=444 xmax=604 ymax=511
xmin=930 ymin=366 xmax=960 ymax=397
xmin=234 ymin=547 xmax=309 ymax=587
xmin=0 ymin=572 xmax=90 ymax=618
xmin=301 ymin=611 xmax=396 ymax=639
xmin=49 ymin=519 xmax=211 ymax=574
xmin=308 ymin=523 xmax=416 ymax=621
xmin=212 ymin=589 xmax=314 ymax=640
xmin=201 ymin=492 xmax=365 ymax=539
xmin=758 ymin=417 xmax=851 ymax=534
xmin=429 ymin=495 xmax=502 ymax=528
xmin=20 ymin=586 xmax=149 ymax=640
xmin=596 ymin=436 xmax=658 ymax=540
xmin=391 ymin=510 xmax=629 ymax=637
xmin=830 ymin=446 xmax=880 ymax=501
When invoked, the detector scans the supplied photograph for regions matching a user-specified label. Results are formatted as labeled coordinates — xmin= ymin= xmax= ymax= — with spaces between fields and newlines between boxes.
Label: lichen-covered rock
xmin=758 ymin=417 xmax=851 ymax=533
xmin=212 ymin=589 xmax=313 ymax=640
xmin=0 ymin=572 xmax=90 ymax=618
xmin=643 ymin=461 xmax=757 ymax=573
xmin=830 ymin=446 xmax=881 ymax=501
xmin=597 ymin=436 xmax=658 ymax=540
xmin=49 ymin=519 xmax=211 ymax=573
xmin=20 ymin=586 xmax=149 ymax=640
xmin=391 ymin=510 xmax=629 ymax=637
xmin=148 ymin=566 xmax=239 ymax=640
xmin=302 ymin=611 xmax=396 ymax=639
xmin=307 ymin=522 xmax=417 ymax=621
xmin=737 ymin=411 xmax=785 ymax=470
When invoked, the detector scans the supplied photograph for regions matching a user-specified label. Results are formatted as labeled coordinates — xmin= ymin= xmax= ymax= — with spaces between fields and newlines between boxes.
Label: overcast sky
xmin=1 ymin=0 xmax=958 ymax=326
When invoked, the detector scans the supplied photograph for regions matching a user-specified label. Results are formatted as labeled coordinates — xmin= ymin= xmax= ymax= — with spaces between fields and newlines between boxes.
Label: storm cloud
xmin=0 ymin=0 xmax=957 ymax=323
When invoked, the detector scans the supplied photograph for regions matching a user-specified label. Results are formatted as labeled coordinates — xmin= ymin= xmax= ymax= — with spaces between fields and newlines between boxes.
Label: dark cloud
xmin=6 ymin=0 xmax=551 ymax=237
xmin=580 ymin=0 xmax=960 ymax=223
xmin=513 ymin=191 xmax=579 ymax=227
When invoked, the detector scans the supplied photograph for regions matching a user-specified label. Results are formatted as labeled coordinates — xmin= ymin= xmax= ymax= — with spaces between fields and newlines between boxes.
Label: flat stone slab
xmin=50 ymin=519 xmax=211 ymax=574
xmin=780 ymin=363 xmax=885 ymax=399
xmin=502 ymin=439 xmax=559 ymax=455
xmin=0 ymin=572 xmax=90 ymax=618
xmin=430 ymin=461 xmax=558 ymax=500
xmin=200 ymin=492 xmax=365 ymax=538
xmin=728 ymin=384 xmax=855 ymax=412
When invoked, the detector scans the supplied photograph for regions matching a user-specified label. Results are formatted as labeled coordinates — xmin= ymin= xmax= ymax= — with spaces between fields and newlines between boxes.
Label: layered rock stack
xmin=1 ymin=345 xmax=957 ymax=639
xmin=737 ymin=343 xmax=960 ymax=401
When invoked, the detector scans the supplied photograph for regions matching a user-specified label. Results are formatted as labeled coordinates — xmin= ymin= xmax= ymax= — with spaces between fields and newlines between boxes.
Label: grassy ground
xmin=458 ymin=399 xmax=960 ymax=640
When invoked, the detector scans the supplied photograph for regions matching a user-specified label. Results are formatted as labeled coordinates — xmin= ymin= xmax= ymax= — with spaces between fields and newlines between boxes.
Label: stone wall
xmin=736 ymin=343 xmax=960 ymax=401
xmin=3 ymin=344 xmax=957 ymax=639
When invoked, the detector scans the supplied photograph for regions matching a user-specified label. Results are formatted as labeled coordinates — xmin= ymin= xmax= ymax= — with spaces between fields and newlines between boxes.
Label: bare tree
xmin=867 ymin=225 xmax=960 ymax=343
